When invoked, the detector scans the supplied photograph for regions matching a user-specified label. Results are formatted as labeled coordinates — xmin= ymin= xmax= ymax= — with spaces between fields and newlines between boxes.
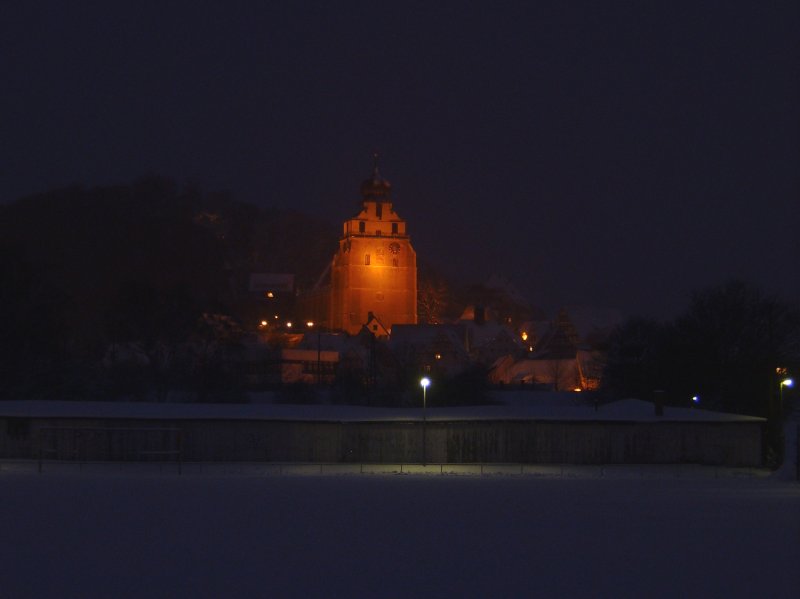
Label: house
xmin=489 ymin=308 xmax=615 ymax=391
xmin=389 ymin=324 xmax=471 ymax=377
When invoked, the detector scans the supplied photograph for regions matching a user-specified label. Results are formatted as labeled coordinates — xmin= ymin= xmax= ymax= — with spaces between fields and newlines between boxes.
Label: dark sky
xmin=2 ymin=1 xmax=797 ymax=319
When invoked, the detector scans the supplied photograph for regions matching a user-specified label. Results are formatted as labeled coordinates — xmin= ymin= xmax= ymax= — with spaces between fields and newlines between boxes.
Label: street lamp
xmin=779 ymin=378 xmax=794 ymax=415
xmin=420 ymin=377 xmax=431 ymax=464
xmin=307 ymin=321 xmax=321 ymax=385
xmin=420 ymin=377 xmax=430 ymax=411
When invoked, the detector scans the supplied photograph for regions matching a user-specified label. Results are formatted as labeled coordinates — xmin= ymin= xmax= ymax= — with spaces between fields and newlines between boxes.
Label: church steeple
xmin=360 ymin=153 xmax=392 ymax=202
xmin=372 ymin=151 xmax=380 ymax=178
xmin=328 ymin=160 xmax=418 ymax=335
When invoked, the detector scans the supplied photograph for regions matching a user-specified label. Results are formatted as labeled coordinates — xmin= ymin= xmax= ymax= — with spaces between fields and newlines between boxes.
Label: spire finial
xmin=372 ymin=151 xmax=380 ymax=180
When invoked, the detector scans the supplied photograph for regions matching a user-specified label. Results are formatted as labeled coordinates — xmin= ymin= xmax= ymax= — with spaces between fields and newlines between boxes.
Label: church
xmin=304 ymin=161 xmax=418 ymax=336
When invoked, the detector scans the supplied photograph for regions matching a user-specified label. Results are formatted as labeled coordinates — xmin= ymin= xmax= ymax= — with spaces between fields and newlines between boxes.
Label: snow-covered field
xmin=1 ymin=471 xmax=798 ymax=598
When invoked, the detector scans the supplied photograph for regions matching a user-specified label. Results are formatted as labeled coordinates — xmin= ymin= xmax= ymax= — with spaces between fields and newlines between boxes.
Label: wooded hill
xmin=0 ymin=177 xmax=337 ymax=399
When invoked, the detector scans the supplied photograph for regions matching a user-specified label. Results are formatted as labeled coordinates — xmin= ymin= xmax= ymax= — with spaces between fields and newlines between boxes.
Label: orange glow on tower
xmin=329 ymin=159 xmax=417 ymax=335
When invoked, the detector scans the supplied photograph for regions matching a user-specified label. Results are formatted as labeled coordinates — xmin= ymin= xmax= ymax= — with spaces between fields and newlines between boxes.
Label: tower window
xmin=376 ymin=203 xmax=383 ymax=219
xmin=364 ymin=254 xmax=370 ymax=265
xmin=392 ymin=258 xmax=398 ymax=267
xmin=392 ymin=222 xmax=398 ymax=234
xmin=376 ymin=230 xmax=381 ymax=236
xmin=358 ymin=221 xmax=365 ymax=233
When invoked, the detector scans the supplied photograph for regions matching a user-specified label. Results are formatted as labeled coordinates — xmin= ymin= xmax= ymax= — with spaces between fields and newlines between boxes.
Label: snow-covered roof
xmin=0 ymin=397 xmax=764 ymax=424
xmin=389 ymin=324 xmax=469 ymax=357
xmin=296 ymin=332 xmax=356 ymax=353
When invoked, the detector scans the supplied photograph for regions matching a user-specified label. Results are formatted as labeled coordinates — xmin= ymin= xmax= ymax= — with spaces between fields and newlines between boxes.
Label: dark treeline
xmin=0 ymin=177 xmax=340 ymax=401
xmin=603 ymin=280 xmax=800 ymax=420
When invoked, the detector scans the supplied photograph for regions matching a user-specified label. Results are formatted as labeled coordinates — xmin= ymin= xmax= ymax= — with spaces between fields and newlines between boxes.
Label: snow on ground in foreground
xmin=1 ymin=473 xmax=798 ymax=599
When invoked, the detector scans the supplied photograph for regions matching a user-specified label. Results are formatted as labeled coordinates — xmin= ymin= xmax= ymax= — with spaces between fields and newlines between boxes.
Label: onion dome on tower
xmin=360 ymin=154 xmax=392 ymax=202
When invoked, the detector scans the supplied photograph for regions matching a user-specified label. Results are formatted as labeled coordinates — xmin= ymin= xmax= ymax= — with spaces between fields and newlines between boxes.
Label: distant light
xmin=274 ymin=314 xmax=279 ymax=319
xmin=573 ymin=387 xmax=582 ymax=392
xmin=286 ymin=322 xmax=292 ymax=328
xmin=266 ymin=291 xmax=275 ymax=298
xmin=420 ymin=377 xmax=431 ymax=389
xmin=434 ymin=353 xmax=442 ymax=360
xmin=781 ymin=378 xmax=794 ymax=388
xmin=307 ymin=321 xmax=315 ymax=328
xmin=692 ymin=395 xmax=700 ymax=403
xmin=528 ymin=346 xmax=533 ymax=352
xmin=260 ymin=320 xmax=268 ymax=327
xmin=521 ymin=331 xmax=528 ymax=341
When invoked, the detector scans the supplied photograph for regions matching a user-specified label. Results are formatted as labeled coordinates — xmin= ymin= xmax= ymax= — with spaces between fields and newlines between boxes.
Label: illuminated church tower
xmin=330 ymin=161 xmax=417 ymax=335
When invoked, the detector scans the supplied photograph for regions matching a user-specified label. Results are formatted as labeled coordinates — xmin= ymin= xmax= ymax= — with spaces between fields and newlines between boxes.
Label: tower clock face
xmin=389 ymin=242 xmax=401 ymax=255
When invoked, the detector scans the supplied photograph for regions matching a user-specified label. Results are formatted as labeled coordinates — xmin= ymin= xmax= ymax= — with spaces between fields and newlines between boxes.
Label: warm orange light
xmin=435 ymin=353 xmax=442 ymax=360
xmin=286 ymin=322 xmax=293 ymax=328
xmin=307 ymin=321 xmax=315 ymax=328
xmin=573 ymin=387 xmax=582 ymax=392
xmin=260 ymin=320 xmax=268 ymax=327
xmin=521 ymin=331 xmax=528 ymax=341
xmin=266 ymin=291 xmax=275 ymax=298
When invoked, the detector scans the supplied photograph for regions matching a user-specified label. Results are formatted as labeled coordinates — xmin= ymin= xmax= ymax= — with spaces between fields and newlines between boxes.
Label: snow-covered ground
xmin=1 ymin=471 xmax=798 ymax=598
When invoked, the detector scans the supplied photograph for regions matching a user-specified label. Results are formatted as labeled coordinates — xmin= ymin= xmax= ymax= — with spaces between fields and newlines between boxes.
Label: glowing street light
xmin=780 ymin=378 xmax=794 ymax=414
xmin=420 ymin=377 xmax=431 ymax=465
xmin=420 ymin=377 xmax=430 ymax=410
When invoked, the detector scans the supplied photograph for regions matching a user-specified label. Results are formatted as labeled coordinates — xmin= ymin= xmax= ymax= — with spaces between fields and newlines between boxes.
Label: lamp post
xmin=779 ymin=378 xmax=794 ymax=416
xmin=307 ymin=321 xmax=321 ymax=385
xmin=420 ymin=377 xmax=430 ymax=464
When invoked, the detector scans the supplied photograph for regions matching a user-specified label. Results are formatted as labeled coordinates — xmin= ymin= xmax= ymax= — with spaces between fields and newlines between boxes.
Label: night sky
xmin=2 ymin=2 xmax=797 ymax=319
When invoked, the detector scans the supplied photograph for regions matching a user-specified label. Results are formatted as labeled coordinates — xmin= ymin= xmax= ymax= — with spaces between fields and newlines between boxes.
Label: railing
xmin=20 ymin=460 xmax=769 ymax=479
xmin=38 ymin=427 xmax=183 ymax=474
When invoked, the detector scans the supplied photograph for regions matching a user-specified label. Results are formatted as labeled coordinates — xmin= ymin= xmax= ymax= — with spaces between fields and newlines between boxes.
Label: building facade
xmin=328 ymin=164 xmax=417 ymax=335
